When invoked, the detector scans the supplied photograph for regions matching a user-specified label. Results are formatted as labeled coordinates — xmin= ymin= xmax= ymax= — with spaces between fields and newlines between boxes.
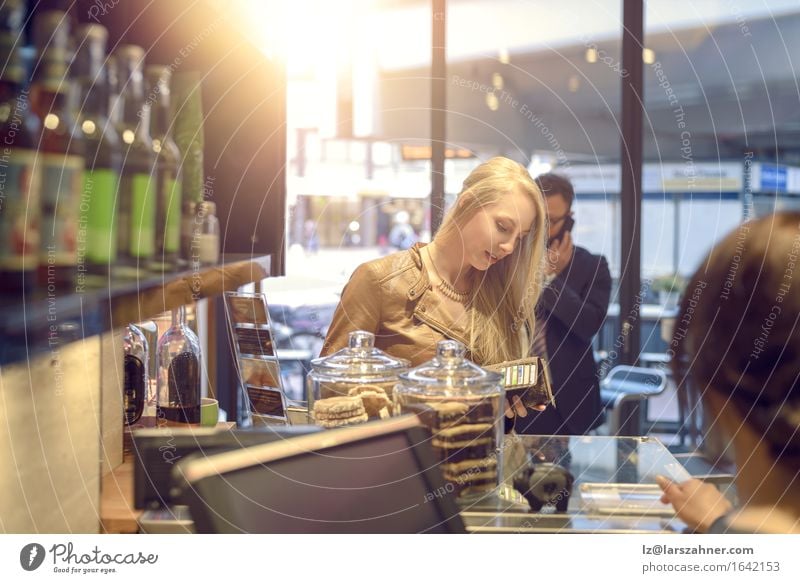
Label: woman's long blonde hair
xmin=436 ymin=156 xmax=548 ymax=364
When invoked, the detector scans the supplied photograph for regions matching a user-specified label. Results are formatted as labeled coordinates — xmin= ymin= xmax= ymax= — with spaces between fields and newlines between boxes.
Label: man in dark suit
xmin=515 ymin=173 xmax=612 ymax=435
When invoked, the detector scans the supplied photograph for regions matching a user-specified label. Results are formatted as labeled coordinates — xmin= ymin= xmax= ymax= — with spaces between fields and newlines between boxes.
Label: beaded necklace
xmin=426 ymin=246 xmax=472 ymax=304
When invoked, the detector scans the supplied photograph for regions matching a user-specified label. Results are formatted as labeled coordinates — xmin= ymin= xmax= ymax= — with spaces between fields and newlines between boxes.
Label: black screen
xmin=179 ymin=427 xmax=464 ymax=533
xmin=133 ymin=426 xmax=321 ymax=509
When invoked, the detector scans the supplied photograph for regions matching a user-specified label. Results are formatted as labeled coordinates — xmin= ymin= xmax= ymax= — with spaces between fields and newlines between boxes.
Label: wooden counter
xmin=100 ymin=421 xmax=237 ymax=534
xmin=100 ymin=459 xmax=141 ymax=534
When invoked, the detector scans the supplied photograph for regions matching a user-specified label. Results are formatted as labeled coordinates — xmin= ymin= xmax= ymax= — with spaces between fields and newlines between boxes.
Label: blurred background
xmin=4 ymin=0 xmax=800 ymax=439
xmin=234 ymin=1 xmax=800 ymax=429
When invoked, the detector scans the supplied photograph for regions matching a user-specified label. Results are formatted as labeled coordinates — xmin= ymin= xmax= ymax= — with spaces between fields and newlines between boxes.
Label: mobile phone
xmin=548 ymin=215 xmax=575 ymax=246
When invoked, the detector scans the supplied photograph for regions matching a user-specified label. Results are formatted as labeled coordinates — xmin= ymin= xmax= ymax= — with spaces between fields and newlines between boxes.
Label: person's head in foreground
xmin=433 ymin=156 xmax=548 ymax=364
xmin=661 ymin=211 xmax=800 ymax=533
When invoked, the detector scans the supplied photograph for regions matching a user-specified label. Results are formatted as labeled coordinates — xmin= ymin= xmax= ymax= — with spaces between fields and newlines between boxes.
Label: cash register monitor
xmin=132 ymin=425 xmax=322 ymax=509
xmin=172 ymin=415 xmax=465 ymax=533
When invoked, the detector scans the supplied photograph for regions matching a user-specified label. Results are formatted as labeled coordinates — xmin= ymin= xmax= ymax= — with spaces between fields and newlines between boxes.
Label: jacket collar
xmin=406 ymin=243 xmax=470 ymax=346
xmin=407 ymin=242 xmax=430 ymax=301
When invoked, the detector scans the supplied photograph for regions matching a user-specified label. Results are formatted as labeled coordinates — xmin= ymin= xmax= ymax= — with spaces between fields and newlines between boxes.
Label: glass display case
xmin=462 ymin=435 xmax=694 ymax=533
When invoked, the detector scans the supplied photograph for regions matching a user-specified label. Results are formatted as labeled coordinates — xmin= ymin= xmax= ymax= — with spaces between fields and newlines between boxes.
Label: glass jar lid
xmin=308 ymin=330 xmax=409 ymax=383
xmin=397 ymin=340 xmax=502 ymax=395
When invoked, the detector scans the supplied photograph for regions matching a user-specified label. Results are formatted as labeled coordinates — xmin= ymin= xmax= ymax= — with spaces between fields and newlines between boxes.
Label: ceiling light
xmin=499 ymin=48 xmax=510 ymax=65
xmin=568 ymin=75 xmax=580 ymax=93
xmin=492 ymin=72 xmax=503 ymax=90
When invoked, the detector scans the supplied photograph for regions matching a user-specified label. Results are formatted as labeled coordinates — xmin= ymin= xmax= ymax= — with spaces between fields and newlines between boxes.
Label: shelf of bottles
xmin=0 ymin=6 xmax=259 ymax=365
xmin=0 ymin=7 xmax=219 ymax=293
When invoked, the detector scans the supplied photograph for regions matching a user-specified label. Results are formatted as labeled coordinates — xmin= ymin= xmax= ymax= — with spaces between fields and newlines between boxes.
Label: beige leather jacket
xmin=320 ymin=243 xmax=477 ymax=366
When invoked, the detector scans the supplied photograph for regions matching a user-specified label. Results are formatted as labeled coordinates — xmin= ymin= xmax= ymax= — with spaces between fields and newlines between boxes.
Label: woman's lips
xmin=485 ymin=251 xmax=499 ymax=264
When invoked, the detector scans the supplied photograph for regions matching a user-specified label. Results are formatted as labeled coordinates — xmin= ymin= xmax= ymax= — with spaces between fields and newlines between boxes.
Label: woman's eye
xmin=496 ymin=221 xmax=508 ymax=233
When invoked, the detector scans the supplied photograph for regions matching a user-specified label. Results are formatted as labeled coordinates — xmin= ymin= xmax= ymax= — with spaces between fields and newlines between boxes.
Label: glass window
xmin=644 ymin=0 xmax=800 ymax=277
xmin=677 ymin=197 xmax=742 ymax=276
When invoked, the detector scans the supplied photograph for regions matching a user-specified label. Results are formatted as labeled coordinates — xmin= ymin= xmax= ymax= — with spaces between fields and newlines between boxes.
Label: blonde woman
xmin=320 ymin=156 xmax=549 ymax=417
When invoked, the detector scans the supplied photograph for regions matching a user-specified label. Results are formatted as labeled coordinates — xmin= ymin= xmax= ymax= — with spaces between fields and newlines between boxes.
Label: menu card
xmin=224 ymin=292 xmax=288 ymax=424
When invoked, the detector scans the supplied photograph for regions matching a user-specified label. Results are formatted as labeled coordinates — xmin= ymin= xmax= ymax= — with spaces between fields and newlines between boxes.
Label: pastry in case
xmin=393 ymin=340 xmax=504 ymax=501
xmin=312 ymin=395 xmax=368 ymax=428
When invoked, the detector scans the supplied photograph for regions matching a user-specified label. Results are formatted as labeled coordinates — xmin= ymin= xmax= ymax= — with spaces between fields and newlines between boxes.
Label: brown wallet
xmin=485 ymin=356 xmax=556 ymax=408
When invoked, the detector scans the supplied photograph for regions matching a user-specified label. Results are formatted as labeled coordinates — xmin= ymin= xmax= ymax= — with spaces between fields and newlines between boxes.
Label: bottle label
xmin=81 ymin=168 xmax=119 ymax=264
xmin=130 ymin=174 xmax=155 ymax=258
xmin=0 ymin=148 xmax=41 ymax=270
xmin=164 ymin=176 xmax=181 ymax=253
xmin=39 ymin=153 xmax=84 ymax=265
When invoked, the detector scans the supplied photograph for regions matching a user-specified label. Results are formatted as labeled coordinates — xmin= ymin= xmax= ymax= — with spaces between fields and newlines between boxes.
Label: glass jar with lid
xmin=393 ymin=339 xmax=504 ymax=501
xmin=307 ymin=330 xmax=409 ymax=426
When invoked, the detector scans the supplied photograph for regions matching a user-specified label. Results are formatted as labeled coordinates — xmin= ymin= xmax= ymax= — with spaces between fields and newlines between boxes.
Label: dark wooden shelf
xmin=0 ymin=254 xmax=271 ymax=366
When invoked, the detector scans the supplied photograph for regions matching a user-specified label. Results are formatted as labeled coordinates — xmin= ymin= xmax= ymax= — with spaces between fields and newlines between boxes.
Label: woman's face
xmin=458 ymin=186 xmax=536 ymax=271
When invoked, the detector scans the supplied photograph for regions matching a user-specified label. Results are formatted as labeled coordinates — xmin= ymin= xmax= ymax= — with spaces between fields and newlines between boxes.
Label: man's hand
xmin=656 ymin=476 xmax=733 ymax=533
xmin=546 ymin=231 xmax=574 ymax=276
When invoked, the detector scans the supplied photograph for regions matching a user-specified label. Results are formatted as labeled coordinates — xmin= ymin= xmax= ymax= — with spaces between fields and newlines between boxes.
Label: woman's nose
xmin=499 ymin=240 xmax=515 ymax=254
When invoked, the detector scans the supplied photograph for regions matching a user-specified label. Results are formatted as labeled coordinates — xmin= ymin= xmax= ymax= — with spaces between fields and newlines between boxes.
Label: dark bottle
xmin=106 ymin=53 xmax=120 ymax=125
xmin=30 ymin=11 xmax=85 ymax=287
xmin=113 ymin=45 xmax=156 ymax=271
xmin=146 ymin=65 xmax=182 ymax=268
xmin=157 ymin=305 xmax=201 ymax=424
xmin=0 ymin=32 xmax=42 ymax=292
xmin=123 ymin=323 xmax=147 ymax=425
xmin=72 ymin=24 xmax=121 ymax=275
xmin=0 ymin=0 xmax=25 ymax=34
xmin=171 ymin=72 xmax=204 ymax=264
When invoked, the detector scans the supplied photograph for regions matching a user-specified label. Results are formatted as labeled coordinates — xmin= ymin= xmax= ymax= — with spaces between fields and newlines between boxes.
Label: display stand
xmin=223 ymin=292 xmax=288 ymax=425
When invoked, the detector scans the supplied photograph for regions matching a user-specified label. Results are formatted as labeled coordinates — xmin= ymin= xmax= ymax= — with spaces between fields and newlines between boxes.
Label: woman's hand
xmin=656 ymin=476 xmax=733 ymax=533
xmin=504 ymin=396 xmax=546 ymax=418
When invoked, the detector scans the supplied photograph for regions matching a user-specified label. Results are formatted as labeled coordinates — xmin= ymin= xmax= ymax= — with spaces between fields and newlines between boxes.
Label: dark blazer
xmin=513 ymin=245 xmax=612 ymax=435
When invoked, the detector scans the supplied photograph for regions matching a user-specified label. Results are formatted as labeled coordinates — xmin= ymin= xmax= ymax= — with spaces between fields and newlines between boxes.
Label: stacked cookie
xmin=406 ymin=399 xmax=499 ymax=497
xmin=434 ymin=423 xmax=498 ymax=495
xmin=348 ymin=385 xmax=391 ymax=417
xmin=312 ymin=396 xmax=368 ymax=428
xmin=312 ymin=385 xmax=393 ymax=428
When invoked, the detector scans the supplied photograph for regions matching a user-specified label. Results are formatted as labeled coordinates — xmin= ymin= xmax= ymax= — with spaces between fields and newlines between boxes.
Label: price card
xmin=247 ymin=385 xmax=287 ymax=418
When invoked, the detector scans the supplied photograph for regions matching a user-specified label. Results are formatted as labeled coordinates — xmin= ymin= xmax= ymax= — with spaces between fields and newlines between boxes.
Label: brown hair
xmin=671 ymin=212 xmax=800 ymax=462
xmin=534 ymin=173 xmax=574 ymax=207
